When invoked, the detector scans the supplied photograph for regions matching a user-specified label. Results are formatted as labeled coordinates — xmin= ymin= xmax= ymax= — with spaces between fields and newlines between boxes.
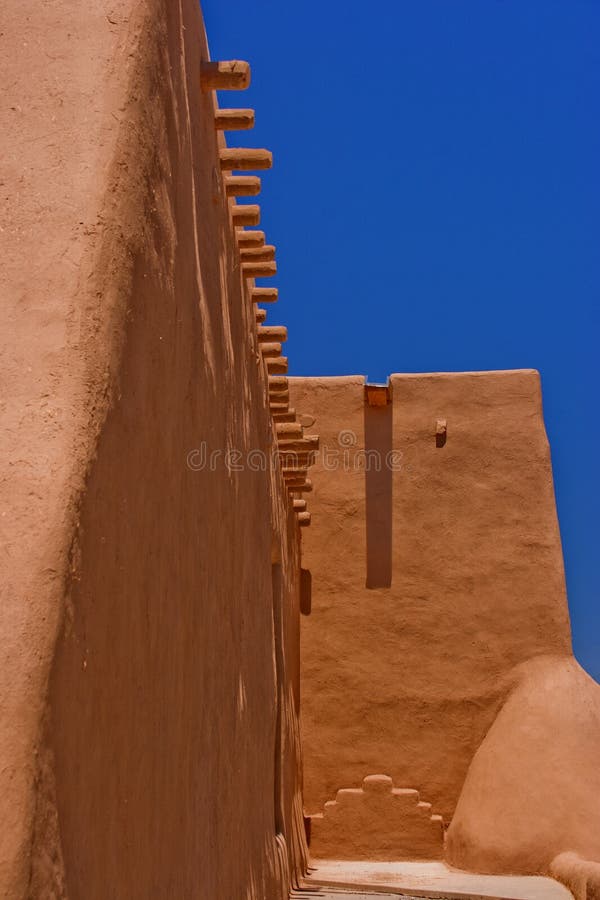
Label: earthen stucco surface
xmin=291 ymin=371 xmax=572 ymax=823
xmin=1 ymin=1 xmax=306 ymax=896
xmin=447 ymin=655 xmax=600 ymax=875
xmin=288 ymin=372 xmax=600 ymax=881
xmin=3 ymin=0 xmax=600 ymax=895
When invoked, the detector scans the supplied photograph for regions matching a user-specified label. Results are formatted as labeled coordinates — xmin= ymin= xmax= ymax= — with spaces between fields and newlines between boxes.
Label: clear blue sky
xmin=204 ymin=1 xmax=600 ymax=680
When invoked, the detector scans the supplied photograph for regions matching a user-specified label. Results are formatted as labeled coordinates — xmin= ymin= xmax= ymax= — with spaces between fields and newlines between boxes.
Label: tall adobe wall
xmin=290 ymin=371 xmax=600 ymax=878
xmin=291 ymin=371 xmax=571 ymax=819
xmin=1 ymin=1 xmax=306 ymax=897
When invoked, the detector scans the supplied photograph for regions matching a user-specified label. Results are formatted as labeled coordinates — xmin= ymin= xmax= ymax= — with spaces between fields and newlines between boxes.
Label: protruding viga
xmin=266 ymin=357 xmax=288 ymax=375
xmin=258 ymin=326 xmax=287 ymax=343
xmin=200 ymin=59 xmax=251 ymax=91
xmin=259 ymin=342 xmax=282 ymax=358
xmin=276 ymin=423 xmax=303 ymax=438
xmin=288 ymin=484 xmax=311 ymax=494
xmin=241 ymin=245 xmax=276 ymax=262
xmin=231 ymin=204 xmax=260 ymax=226
xmin=279 ymin=451 xmax=316 ymax=467
xmin=281 ymin=458 xmax=310 ymax=471
xmin=277 ymin=436 xmax=319 ymax=452
xmin=283 ymin=471 xmax=309 ymax=483
xmin=272 ymin=409 xmax=296 ymax=423
xmin=225 ymin=175 xmax=261 ymax=197
xmin=237 ymin=229 xmax=265 ymax=247
xmin=242 ymin=261 xmax=276 ymax=278
xmin=287 ymin=479 xmax=313 ymax=493
xmin=251 ymin=287 xmax=278 ymax=303
xmin=219 ymin=147 xmax=272 ymax=170
xmin=214 ymin=108 xmax=254 ymax=130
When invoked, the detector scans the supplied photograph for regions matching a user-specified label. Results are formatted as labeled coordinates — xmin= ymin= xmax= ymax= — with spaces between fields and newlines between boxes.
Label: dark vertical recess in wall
xmin=300 ymin=569 xmax=311 ymax=616
xmin=271 ymin=562 xmax=285 ymax=835
xmin=364 ymin=398 xmax=393 ymax=588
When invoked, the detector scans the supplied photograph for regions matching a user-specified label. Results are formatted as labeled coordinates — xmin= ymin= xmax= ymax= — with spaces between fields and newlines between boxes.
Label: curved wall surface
xmin=446 ymin=655 xmax=600 ymax=875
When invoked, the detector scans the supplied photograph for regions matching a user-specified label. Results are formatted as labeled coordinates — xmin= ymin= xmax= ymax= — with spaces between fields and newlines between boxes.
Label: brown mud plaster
xmin=1 ymin=1 xmax=307 ymax=897
xmin=289 ymin=371 xmax=600 ymax=883
xmin=3 ymin=0 xmax=600 ymax=894
xmin=310 ymin=774 xmax=444 ymax=861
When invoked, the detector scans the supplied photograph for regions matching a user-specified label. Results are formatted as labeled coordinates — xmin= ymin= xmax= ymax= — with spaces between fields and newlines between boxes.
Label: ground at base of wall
xmin=292 ymin=892 xmax=422 ymax=898
xmin=302 ymin=860 xmax=574 ymax=900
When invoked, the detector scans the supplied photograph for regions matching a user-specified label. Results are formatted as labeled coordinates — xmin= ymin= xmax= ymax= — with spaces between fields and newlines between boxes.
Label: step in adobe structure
xmin=310 ymin=775 xmax=444 ymax=861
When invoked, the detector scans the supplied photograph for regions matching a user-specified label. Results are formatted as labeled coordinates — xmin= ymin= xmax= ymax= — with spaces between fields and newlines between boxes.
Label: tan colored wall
xmin=289 ymin=371 xmax=572 ymax=823
xmin=310 ymin=774 xmax=444 ymax=861
xmin=447 ymin=655 xmax=600 ymax=875
xmin=1 ymin=1 xmax=306 ymax=896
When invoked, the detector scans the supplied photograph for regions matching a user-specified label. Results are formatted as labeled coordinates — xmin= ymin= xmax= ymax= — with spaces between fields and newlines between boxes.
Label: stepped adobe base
xmin=310 ymin=774 xmax=444 ymax=861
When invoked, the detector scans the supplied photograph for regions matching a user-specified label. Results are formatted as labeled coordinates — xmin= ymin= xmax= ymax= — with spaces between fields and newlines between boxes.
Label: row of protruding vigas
xmin=200 ymin=59 xmax=318 ymax=528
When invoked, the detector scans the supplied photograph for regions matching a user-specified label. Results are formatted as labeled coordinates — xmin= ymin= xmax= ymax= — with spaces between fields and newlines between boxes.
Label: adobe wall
xmin=1 ymin=1 xmax=306 ymax=897
xmin=447 ymin=654 xmax=600 ymax=876
xmin=289 ymin=371 xmax=573 ymax=823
